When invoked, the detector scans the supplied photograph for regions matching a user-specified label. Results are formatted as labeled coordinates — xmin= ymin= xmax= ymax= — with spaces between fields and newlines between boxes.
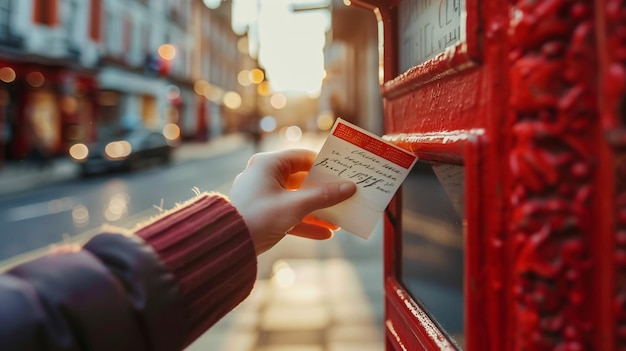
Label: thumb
xmin=289 ymin=181 xmax=357 ymax=215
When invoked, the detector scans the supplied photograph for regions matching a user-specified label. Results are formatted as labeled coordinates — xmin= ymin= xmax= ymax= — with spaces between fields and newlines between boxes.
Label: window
xmin=62 ymin=0 xmax=78 ymax=44
xmin=34 ymin=0 xmax=57 ymax=25
xmin=89 ymin=0 xmax=102 ymax=41
xmin=105 ymin=9 xmax=119 ymax=54
xmin=141 ymin=21 xmax=151 ymax=54
xmin=401 ymin=161 xmax=465 ymax=349
xmin=0 ymin=0 xmax=11 ymax=37
xmin=123 ymin=14 xmax=132 ymax=54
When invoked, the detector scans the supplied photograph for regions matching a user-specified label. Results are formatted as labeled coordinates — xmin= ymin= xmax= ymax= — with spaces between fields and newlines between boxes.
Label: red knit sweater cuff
xmin=134 ymin=193 xmax=257 ymax=345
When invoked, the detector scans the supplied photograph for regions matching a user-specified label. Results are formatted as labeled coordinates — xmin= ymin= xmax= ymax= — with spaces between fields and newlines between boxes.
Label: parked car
xmin=69 ymin=128 xmax=174 ymax=177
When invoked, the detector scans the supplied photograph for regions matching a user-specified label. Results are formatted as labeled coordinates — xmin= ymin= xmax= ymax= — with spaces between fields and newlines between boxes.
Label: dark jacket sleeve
xmin=0 ymin=193 xmax=257 ymax=351
xmin=0 ymin=233 xmax=185 ymax=351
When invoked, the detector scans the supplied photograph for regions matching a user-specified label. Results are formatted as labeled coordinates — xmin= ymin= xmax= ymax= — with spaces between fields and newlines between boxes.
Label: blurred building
xmin=190 ymin=1 xmax=248 ymax=139
xmin=0 ymin=0 xmax=101 ymax=161
xmin=85 ymin=0 xmax=245 ymax=143
xmin=0 ymin=0 xmax=246 ymax=166
xmin=0 ymin=0 xmax=380 ymax=167
xmin=326 ymin=0 xmax=381 ymax=134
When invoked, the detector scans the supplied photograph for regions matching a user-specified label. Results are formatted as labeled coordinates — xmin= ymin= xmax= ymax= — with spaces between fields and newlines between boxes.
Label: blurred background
xmin=0 ymin=0 xmax=387 ymax=350
xmin=0 ymin=0 xmax=382 ymax=169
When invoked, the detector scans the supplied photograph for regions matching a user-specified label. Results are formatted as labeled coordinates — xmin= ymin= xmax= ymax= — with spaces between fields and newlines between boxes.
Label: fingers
xmin=248 ymin=149 xmax=317 ymax=175
xmin=289 ymin=181 xmax=357 ymax=215
xmin=302 ymin=214 xmax=340 ymax=231
xmin=287 ymin=222 xmax=334 ymax=240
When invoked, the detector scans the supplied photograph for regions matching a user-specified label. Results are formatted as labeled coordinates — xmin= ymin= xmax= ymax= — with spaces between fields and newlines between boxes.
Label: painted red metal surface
xmin=350 ymin=0 xmax=623 ymax=350
xmin=598 ymin=0 xmax=626 ymax=349
xmin=350 ymin=0 xmax=501 ymax=349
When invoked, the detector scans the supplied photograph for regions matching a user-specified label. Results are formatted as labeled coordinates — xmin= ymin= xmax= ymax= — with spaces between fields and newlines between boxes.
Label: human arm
xmin=0 ymin=194 xmax=254 ymax=350
xmin=0 ymin=149 xmax=356 ymax=350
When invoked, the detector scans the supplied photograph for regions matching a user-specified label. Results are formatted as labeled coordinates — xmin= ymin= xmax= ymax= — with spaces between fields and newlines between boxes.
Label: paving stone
xmin=229 ymin=310 xmax=260 ymax=330
xmin=187 ymin=256 xmax=384 ymax=350
xmin=329 ymin=297 xmax=377 ymax=324
xmin=268 ymin=284 xmax=325 ymax=306
xmin=260 ymin=304 xmax=331 ymax=331
xmin=327 ymin=324 xmax=384 ymax=343
xmin=259 ymin=330 xmax=325 ymax=346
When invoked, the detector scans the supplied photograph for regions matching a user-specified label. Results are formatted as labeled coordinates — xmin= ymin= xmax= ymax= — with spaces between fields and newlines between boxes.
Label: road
xmin=0 ymin=145 xmax=256 ymax=263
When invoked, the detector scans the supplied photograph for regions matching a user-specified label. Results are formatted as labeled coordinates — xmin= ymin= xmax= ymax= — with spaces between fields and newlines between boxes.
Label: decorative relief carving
xmin=508 ymin=0 xmax=597 ymax=349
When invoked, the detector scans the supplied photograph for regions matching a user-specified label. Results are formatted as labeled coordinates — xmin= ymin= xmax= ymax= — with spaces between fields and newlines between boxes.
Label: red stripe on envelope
xmin=333 ymin=122 xmax=416 ymax=169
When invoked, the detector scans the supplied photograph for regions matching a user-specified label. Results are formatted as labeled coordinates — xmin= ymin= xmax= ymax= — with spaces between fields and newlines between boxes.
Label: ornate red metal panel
xmin=350 ymin=0 xmax=624 ymax=350
xmin=506 ymin=0 xmax=611 ymax=349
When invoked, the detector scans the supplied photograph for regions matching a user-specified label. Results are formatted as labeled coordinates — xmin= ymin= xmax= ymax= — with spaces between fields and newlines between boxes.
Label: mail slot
xmin=349 ymin=0 xmax=624 ymax=350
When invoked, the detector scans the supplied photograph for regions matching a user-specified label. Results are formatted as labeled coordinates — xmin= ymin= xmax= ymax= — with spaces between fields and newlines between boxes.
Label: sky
xmin=231 ymin=0 xmax=332 ymax=94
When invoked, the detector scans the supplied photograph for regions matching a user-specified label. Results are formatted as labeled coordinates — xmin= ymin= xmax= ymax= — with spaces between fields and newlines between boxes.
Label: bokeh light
xmin=272 ymin=260 xmax=296 ymax=288
xmin=203 ymin=84 xmax=224 ymax=103
xmin=270 ymin=93 xmax=287 ymax=109
xmin=26 ymin=72 xmax=45 ymax=87
xmin=104 ymin=193 xmax=129 ymax=222
xmin=223 ymin=91 xmax=242 ymax=109
xmin=249 ymin=68 xmax=264 ymax=84
xmin=237 ymin=70 xmax=252 ymax=86
xmin=72 ymin=205 xmax=90 ymax=228
xmin=284 ymin=125 xmax=302 ymax=142
xmin=0 ymin=67 xmax=16 ymax=83
xmin=259 ymin=116 xmax=277 ymax=132
xmin=105 ymin=141 xmax=132 ymax=160
xmin=194 ymin=80 xmax=209 ymax=95
xmin=158 ymin=44 xmax=176 ymax=61
xmin=69 ymin=143 xmax=89 ymax=161
xmin=317 ymin=112 xmax=335 ymax=131
xmin=162 ymin=123 xmax=181 ymax=142
xmin=257 ymin=81 xmax=271 ymax=96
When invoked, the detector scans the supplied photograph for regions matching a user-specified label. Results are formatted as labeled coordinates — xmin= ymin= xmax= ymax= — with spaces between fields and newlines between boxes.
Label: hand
xmin=229 ymin=149 xmax=357 ymax=255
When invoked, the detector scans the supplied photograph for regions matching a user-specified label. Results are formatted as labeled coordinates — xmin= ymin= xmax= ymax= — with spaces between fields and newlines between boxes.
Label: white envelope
xmin=301 ymin=118 xmax=418 ymax=239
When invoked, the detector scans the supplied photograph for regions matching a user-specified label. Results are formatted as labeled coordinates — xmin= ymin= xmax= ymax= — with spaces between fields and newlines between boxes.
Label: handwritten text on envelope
xmin=301 ymin=118 xmax=418 ymax=239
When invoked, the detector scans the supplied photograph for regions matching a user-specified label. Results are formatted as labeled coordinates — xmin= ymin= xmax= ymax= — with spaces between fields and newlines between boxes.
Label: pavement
xmin=187 ymin=254 xmax=385 ymax=351
xmin=0 ymin=132 xmax=386 ymax=351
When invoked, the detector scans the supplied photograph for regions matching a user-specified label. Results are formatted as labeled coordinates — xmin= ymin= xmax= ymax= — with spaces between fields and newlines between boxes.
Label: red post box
xmin=349 ymin=0 xmax=625 ymax=350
